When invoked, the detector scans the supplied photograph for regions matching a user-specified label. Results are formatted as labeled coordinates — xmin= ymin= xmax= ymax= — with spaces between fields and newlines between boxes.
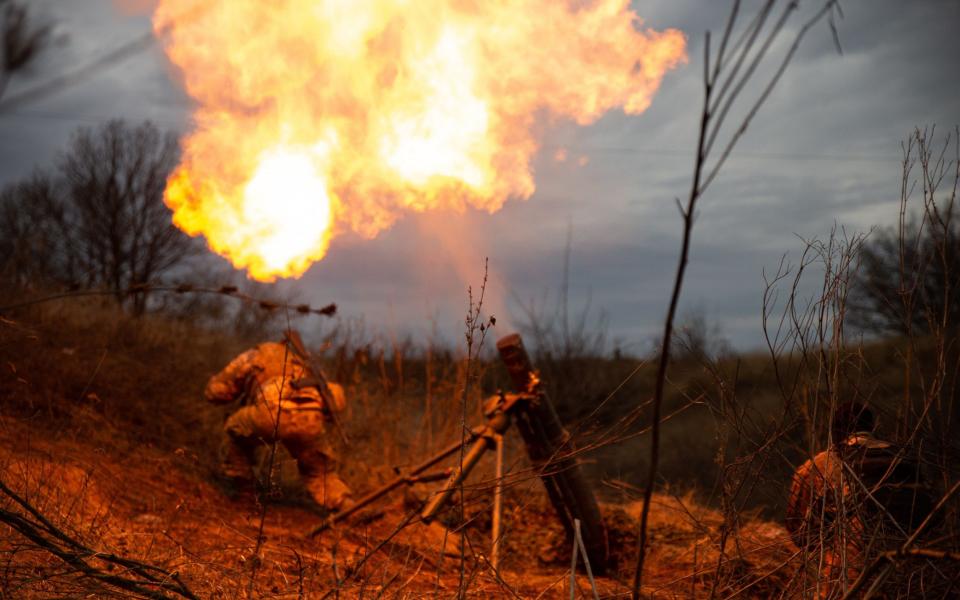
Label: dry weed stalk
xmin=758 ymin=131 xmax=960 ymax=597
xmin=763 ymin=228 xmax=869 ymax=598
xmin=0 ymin=459 xmax=197 ymax=599
xmin=455 ymin=258 xmax=495 ymax=597
xmin=633 ymin=1 xmax=844 ymax=597
xmin=245 ymin=310 xmax=294 ymax=596
xmin=841 ymin=127 xmax=960 ymax=598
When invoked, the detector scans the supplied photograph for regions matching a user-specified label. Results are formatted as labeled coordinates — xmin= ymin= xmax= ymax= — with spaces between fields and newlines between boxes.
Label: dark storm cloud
xmin=0 ymin=1 xmax=187 ymax=176
xmin=1 ymin=0 xmax=958 ymax=349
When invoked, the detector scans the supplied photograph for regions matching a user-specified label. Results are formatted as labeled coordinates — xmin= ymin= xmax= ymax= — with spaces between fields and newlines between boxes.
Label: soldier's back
xmin=842 ymin=434 xmax=935 ymax=535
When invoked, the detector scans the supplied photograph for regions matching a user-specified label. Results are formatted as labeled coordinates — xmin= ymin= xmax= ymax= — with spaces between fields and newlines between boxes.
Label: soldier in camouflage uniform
xmin=205 ymin=335 xmax=352 ymax=511
xmin=785 ymin=402 xmax=933 ymax=598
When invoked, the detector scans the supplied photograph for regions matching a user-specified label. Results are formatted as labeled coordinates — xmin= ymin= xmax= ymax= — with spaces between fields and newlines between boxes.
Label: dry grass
xmin=0 ymin=291 xmax=810 ymax=598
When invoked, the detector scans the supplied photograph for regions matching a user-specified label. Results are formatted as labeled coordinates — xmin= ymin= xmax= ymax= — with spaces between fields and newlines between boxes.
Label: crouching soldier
xmin=785 ymin=402 xmax=933 ymax=598
xmin=205 ymin=332 xmax=352 ymax=512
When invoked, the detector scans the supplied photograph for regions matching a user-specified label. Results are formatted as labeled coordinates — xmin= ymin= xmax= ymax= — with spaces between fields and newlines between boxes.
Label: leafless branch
xmin=0 ymin=478 xmax=198 ymax=599
xmin=631 ymin=2 xmax=842 ymax=597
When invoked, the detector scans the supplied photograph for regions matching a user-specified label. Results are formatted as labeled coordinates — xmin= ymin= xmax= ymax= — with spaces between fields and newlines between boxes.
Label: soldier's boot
xmin=221 ymin=437 xmax=258 ymax=501
xmin=296 ymin=448 xmax=352 ymax=513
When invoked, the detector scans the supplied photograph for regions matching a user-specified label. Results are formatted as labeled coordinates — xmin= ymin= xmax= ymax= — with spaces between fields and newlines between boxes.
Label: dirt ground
xmin=0 ymin=413 xmax=799 ymax=599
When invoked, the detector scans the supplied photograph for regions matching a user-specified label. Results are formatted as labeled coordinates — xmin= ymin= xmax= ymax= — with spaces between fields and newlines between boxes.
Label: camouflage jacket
xmin=785 ymin=433 xmax=932 ymax=549
xmin=205 ymin=342 xmax=346 ymax=413
xmin=785 ymin=440 xmax=850 ymax=548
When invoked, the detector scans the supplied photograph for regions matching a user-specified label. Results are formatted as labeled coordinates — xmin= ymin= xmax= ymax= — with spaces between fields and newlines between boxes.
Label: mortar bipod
xmin=419 ymin=390 xmax=534 ymax=522
xmin=306 ymin=390 xmax=535 ymax=539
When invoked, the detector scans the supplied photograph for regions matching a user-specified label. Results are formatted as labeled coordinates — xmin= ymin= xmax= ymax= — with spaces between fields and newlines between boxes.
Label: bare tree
xmin=0 ymin=172 xmax=73 ymax=285
xmin=672 ymin=308 xmax=732 ymax=364
xmin=851 ymin=127 xmax=960 ymax=336
xmin=0 ymin=0 xmax=51 ymax=100
xmin=0 ymin=120 xmax=197 ymax=314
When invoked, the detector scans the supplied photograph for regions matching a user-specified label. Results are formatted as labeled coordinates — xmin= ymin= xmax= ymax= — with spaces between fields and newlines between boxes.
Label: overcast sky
xmin=1 ymin=0 xmax=958 ymax=351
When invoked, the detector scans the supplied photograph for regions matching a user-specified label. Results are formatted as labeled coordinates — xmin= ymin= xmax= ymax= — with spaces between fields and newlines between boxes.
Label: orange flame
xmin=155 ymin=0 xmax=686 ymax=281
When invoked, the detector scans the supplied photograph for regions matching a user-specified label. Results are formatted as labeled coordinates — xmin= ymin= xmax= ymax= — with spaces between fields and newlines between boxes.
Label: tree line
xmin=1 ymin=120 xmax=196 ymax=314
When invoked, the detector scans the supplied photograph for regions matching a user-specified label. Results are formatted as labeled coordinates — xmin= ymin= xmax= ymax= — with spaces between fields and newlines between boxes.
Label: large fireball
xmin=155 ymin=0 xmax=686 ymax=281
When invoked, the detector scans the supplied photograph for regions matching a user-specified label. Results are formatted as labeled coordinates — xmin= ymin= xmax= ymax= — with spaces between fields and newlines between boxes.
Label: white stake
xmin=491 ymin=433 xmax=504 ymax=570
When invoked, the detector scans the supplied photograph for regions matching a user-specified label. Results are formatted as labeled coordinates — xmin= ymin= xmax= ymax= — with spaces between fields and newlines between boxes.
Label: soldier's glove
xmin=290 ymin=378 xmax=334 ymax=414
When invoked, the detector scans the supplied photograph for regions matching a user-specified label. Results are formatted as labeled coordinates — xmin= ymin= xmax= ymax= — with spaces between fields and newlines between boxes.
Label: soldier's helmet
xmin=831 ymin=401 xmax=875 ymax=445
xmin=834 ymin=401 xmax=935 ymax=533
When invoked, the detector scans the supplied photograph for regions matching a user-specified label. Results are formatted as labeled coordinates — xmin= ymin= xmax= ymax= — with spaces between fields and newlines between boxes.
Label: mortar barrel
xmin=495 ymin=333 xmax=609 ymax=575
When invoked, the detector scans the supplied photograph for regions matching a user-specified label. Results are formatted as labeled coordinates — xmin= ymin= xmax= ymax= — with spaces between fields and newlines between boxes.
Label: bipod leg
xmin=309 ymin=425 xmax=484 ymax=537
xmin=420 ymin=430 xmax=493 ymax=522
xmin=491 ymin=433 xmax=504 ymax=570
xmin=496 ymin=333 xmax=609 ymax=575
